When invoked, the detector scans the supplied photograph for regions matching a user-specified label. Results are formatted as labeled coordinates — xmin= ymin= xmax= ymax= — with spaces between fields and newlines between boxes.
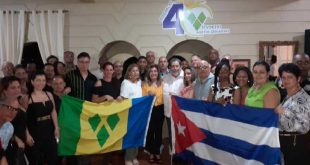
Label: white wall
xmin=1 ymin=0 xmax=309 ymax=71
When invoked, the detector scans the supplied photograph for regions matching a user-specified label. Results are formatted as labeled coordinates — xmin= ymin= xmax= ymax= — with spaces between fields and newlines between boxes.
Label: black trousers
xmin=145 ymin=105 xmax=165 ymax=155
xmin=25 ymin=138 xmax=57 ymax=165
xmin=280 ymin=134 xmax=310 ymax=165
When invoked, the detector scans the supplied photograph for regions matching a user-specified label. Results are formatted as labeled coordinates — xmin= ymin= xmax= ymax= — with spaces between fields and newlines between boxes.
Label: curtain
xmin=31 ymin=10 xmax=64 ymax=62
xmin=0 ymin=10 xmax=26 ymax=66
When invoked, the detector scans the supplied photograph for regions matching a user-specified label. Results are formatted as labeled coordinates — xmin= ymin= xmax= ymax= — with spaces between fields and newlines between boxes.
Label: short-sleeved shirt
xmin=120 ymin=79 xmax=142 ymax=99
xmin=0 ymin=122 xmax=14 ymax=150
xmin=163 ymin=71 xmax=184 ymax=117
xmin=66 ymin=68 xmax=97 ymax=101
xmin=194 ymin=73 xmax=214 ymax=100
xmin=245 ymin=81 xmax=278 ymax=108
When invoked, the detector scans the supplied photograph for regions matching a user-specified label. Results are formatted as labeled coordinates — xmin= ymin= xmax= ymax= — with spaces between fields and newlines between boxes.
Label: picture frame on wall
xmin=232 ymin=59 xmax=251 ymax=72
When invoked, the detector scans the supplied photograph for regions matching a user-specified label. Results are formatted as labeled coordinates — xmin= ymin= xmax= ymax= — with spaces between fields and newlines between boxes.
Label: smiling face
xmin=236 ymin=70 xmax=249 ymax=88
xmin=197 ymin=60 xmax=211 ymax=79
xmin=31 ymin=74 xmax=46 ymax=91
xmin=3 ymin=80 xmax=21 ymax=97
xmin=218 ymin=65 xmax=230 ymax=82
xmin=52 ymin=76 xmax=66 ymax=94
xmin=103 ymin=64 xmax=114 ymax=79
xmin=0 ymin=99 xmax=19 ymax=123
xmin=148 ymin=67 xmax=159 ymax=82
xmin=129 ymin=66 xmax=140 ymax=82
xmin=253 ymin=64 xmax=269 ymax=86
xmin=170 ymin=60 xmax=181 ymax=77
xmin=184 ymin=68 xmax=192 ymax=83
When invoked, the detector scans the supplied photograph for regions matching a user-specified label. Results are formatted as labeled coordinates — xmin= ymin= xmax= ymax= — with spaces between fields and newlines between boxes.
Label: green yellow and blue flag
xmin=58 ymin=95 xmax=155 ymax=155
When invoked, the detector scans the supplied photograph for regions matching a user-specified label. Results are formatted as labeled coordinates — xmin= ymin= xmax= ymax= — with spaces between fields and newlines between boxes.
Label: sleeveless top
xmin=93 ymin=78 xmax=121 ymax=99
xmin=245 ymin=81 xmax=278 ymax=108
xmin=27 ymin=92 xmax=54 ymax=140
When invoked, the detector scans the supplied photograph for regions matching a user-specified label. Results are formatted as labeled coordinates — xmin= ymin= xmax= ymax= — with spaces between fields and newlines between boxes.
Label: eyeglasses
xmin=0 ymin=104 xmax=19 ymax=112
xmin=200 ymin=65 xmax=209 ymax=70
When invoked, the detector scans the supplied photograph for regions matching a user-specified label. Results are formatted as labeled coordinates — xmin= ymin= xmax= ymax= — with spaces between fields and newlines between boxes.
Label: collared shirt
xmin=194 ymin=73 xmax=214 ymax=100
xmin=0 ymin=122 xmax=14 ymax=150
xmin=163 ymin=70 xmax=184 ymax=117
xmin=66 ymin=68 xmax=97 ymax=101
xmin=279 ymin=88 xmax=310 ymax=134
xmin=160 ymin=69 xmax=169 ymax=78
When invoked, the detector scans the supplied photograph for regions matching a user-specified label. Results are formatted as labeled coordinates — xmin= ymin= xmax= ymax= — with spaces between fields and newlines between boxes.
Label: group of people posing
xmin=0 ymin=49 xmax=310 ymax=165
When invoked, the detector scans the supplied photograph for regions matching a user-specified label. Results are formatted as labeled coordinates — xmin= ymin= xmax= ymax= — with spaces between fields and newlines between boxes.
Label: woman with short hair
xmin=275 ymin=63 xmax=310 ymax=165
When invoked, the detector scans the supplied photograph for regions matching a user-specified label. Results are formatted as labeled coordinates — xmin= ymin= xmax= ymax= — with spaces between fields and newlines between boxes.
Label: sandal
xmin=149 ymin=155 xmax=155 ymax=163
xmin=155 ymin=155 xmax=162 ymax=164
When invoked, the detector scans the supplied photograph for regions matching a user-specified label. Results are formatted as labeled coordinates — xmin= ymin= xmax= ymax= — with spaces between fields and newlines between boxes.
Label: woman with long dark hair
xmin=142 ymin=64 xmax=164 ymax=163
xmin=208 ymin=59 xmax=235 ymax=105
xmin=26 ymin=71 xmax=59 ymax=165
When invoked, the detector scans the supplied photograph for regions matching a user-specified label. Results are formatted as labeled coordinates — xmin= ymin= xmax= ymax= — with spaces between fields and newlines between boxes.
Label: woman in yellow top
xmin=142 ymin=64 xmax=164 ymax=164
xmin=245 ymin=61 xmax=280 ymax=108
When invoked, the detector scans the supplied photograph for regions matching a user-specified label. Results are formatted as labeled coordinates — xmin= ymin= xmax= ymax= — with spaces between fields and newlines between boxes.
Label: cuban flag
xmin=171 ymin=96 xmax=281 ymax=165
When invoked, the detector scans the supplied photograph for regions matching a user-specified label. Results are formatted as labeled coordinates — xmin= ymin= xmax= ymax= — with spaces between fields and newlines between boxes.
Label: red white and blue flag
xmin=171 ymin=96 xmax=281 ymax=165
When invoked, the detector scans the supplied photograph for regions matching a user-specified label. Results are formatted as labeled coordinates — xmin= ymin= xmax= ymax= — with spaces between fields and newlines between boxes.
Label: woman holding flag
xmin=142 ymin=64 xmax=164 ymax=164
xmin=275 ymin=63 xmax=310 ymax=165
xmin=120 ymin=63 xmax=142 ymax=165
xmin=245 ymin=61 xmax=280 ymax=108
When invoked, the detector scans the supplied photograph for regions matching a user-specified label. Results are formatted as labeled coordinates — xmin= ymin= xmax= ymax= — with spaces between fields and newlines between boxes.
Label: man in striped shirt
xmin=66 ymin=52 xmax=97 ymax=101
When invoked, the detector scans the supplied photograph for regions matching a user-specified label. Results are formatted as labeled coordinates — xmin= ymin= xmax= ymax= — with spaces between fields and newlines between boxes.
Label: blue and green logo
xmin=160 ymin=0 xmax=230 ymax=36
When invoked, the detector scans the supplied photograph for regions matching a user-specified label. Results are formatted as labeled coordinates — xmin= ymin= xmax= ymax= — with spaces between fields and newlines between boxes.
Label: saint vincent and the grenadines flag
xmin=171 ymin=96 xmax=281 ymax=165
xmin=58 ymin=95 xmax=155 ymax=156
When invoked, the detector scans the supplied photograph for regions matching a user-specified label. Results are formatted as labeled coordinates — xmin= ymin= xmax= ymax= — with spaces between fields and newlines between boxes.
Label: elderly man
xmin=1 ymin=62 xmax=14 ymax=77
xmin=0 ymin=97 xmax=19 ymax=165
xmin=158 ymin=56 xmax=169 ymax=78
xmin=163 ymin=58 xmax=184 ymax=147
xmin=64 ymin=51 xmax=76 ymax=73
xmin=194 ymin=60 xmax=215 ymax=100
xmin=146 ymin=51 xmax=156 ymax=65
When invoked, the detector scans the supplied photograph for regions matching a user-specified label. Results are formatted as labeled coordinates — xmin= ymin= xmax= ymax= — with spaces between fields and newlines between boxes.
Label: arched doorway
xmin=98 ymin=41 xmax=140 ymax=65
xmin=167 ymin=39 xmax=213 ymax=62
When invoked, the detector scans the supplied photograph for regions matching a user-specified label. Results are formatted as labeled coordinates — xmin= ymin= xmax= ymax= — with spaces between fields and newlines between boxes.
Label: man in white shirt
xmin=163 ymin=58 xmax=184 ymax=147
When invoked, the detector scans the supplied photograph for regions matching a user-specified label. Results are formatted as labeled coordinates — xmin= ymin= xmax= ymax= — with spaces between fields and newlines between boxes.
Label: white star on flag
xmin=177 ymin=122 xmax=186 ymax=137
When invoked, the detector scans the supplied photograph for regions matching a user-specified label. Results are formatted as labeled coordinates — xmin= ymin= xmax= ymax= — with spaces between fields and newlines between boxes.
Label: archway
xmin=167 ymin=39 xmax=213 ymax=62
xmin=98 ymin=41 xmax=140 ymax=65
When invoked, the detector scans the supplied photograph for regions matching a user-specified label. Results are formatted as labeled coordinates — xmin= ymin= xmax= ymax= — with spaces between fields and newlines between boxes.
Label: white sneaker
xmin=132 ymin=158 xmax=139 ymax=165
xmin=125 ymin=160 xmax=133 ymax=165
